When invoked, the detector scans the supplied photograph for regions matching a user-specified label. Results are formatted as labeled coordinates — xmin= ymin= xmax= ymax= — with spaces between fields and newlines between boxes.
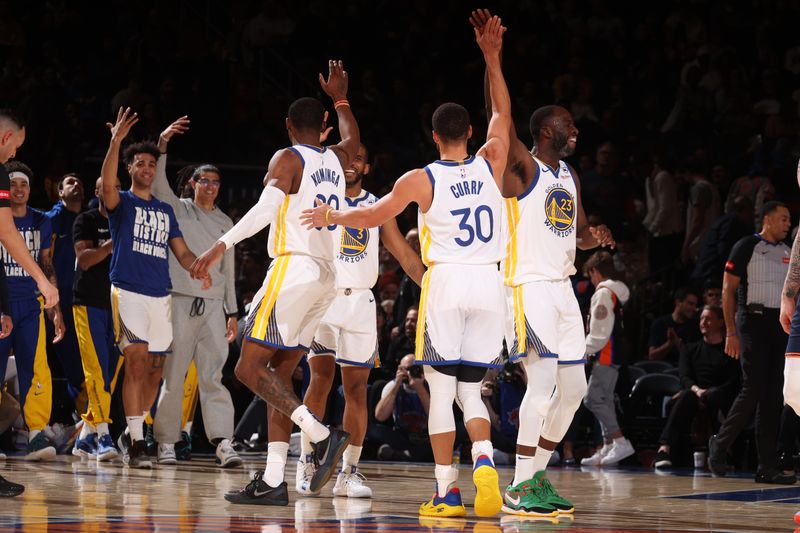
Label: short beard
xmin=553 ymin=131 xmax=575 ymax=158
xmin=345 ymin=174 xmax=363 ymax=188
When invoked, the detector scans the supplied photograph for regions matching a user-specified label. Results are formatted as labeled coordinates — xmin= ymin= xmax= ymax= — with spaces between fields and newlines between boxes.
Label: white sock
xmin=470 ymin=440 xmax=494 ymax=465
xmin=183 ymin=421 xmax=193 ymax=434
xmin=126 ymin=416 xmax=144 ymax=442
xmin=434 ymin=463 xmax=458 ymax=498
xmin=342 ymin=445 xmax=362 ymax=471
xmin=79 ymin=421 xmax=95 ymax=440
xmin=290 ymin=405 xmax=329 ymax=442
xmin=513 ymin=454 xmax=535 ymax=486
xmin=29 ymin=429 xmax=41 ymax=441
xmin=301 ymin=431 xmax=313 ymax=456
xmin=614 ymin=436 xmax=628 ymax=445
xmin=264 ymin=441 xmax=289 ymax=487
xmin=97 ymin=423 xmax=110 ymax=436
xmin=532 ymin=447 xmax=553 ymax=474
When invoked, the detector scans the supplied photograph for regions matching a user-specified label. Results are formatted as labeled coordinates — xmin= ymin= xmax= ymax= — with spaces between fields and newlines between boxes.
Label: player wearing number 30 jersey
xmin=303 ymin=16 xmax=511 ymax=519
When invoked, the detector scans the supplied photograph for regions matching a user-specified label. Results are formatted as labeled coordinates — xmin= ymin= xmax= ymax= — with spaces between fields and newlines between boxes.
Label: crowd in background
xmin=1 ymin=0 xmax=800 ymax=473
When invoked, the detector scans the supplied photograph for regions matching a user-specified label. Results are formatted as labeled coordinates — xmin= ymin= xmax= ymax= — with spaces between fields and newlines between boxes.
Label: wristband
xmin=334 ymin=99 xmax=350 ymax=109
xmin=325 ymin=207 xmax=333 ymax=225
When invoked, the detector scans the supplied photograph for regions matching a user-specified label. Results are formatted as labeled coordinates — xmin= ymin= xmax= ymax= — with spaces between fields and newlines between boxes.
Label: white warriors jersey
xmin=267 ymin=144 xmax=345 ymax=261
xmin=335 ymin=190 xmax=380 ymax=289
xmin=417 ymin=155 xmax=504 ymax=266
xmin=503 ymin=155 xmax=578 ymax=285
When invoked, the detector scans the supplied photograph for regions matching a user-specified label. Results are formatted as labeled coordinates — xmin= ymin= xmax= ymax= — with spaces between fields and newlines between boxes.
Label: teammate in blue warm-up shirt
xmin=99 ymin=107 xmax=210 ymax=469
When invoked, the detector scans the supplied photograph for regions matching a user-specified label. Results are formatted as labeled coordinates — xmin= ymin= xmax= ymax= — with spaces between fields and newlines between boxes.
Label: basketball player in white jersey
xmin=191 ymin=60 xmax=360 ymax=506
xmin=297 ymin=143 xmax=425 ymax=499
xmin=303 ymin=17 xmax=510 ymax=518
xmin=471 ymin=7 xmax=615 ymax=517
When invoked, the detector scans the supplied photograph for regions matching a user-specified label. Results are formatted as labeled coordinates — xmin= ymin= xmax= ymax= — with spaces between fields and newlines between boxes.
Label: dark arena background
xmin=1 ymin=0 xmax=800 ymax=532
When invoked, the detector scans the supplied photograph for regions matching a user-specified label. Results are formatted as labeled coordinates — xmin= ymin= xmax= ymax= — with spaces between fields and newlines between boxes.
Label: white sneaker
xmin=157 ymin=443 xmax=177 ymax=465
xmin=600 ymin=438 xmax=635 ymax=466
xmin=332 ymin=466 xmax=372 ymax=498
xmin=580 ymin=443 xmax=612 ymax=466
xmin=215 ymin=438 xmax=243 ymax=468
xmin=295 ymin=454 xmax=319 ymax=495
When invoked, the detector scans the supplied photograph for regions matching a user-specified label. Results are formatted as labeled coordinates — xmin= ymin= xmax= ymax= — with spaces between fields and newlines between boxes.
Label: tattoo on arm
xmin=41 ymin=257 xmax=57 ymax=287
xmin=784 ymin=232 xmax=800 ymax=299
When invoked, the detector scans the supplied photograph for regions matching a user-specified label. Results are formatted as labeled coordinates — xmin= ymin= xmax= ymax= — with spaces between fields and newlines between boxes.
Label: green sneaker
xmin=533 ymin=471 xmax=574 ymax=514
xmin=501 ymin=480 xmax=558 ymax=517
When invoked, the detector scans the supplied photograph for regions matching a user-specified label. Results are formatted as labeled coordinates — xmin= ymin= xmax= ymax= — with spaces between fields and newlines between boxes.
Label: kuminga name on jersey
xmin=269 ymin=144 xmax=345 ymax=261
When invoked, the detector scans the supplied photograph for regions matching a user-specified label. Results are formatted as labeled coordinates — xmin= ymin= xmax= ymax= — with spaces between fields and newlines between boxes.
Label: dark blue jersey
xmin=1 ymin=207 xmax=52 ymax=302
xmin=108 ymin=190 xmax=182 ymax=297
xmin=46 ymin=202 xmax=82 ymax=306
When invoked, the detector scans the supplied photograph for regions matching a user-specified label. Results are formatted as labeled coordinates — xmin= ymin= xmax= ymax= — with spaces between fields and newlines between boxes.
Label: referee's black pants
xmin=716 ymin=310 xmax=786 ymax=471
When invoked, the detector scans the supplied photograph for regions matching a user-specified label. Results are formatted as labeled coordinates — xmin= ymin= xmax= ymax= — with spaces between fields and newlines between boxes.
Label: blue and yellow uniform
xmin=72 ymin=208 xmax=121 ymax=428
xmin=46 ymin=201 xmax=85 ymax=407
xmin=0 ymin=207 xmax=54 ymax=432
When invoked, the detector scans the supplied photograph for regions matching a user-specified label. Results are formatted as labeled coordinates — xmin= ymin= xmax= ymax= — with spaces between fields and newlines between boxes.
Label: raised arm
xmin=153 ymin=116 xmax=190 ymax=209
xmin=301 ymin=169 xmax=428 ymax=230
xmin=101 ymin=107 xmax=138 ymax=212
xmin=381 ymin=217 xmax=425 ymax=287
xmin=320 ymin=60 xmax=360 ymax=169
xmin=474 ymin=15 xmax=511 ymax=186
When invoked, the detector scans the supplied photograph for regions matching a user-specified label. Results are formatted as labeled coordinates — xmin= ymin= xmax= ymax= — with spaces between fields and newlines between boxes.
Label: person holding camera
xmin=371 ymin=353 xmax=432 ymax=462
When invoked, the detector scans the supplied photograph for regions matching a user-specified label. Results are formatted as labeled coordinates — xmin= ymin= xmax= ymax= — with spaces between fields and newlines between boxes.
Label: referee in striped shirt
xmin=708 ymin=201 xmax=793 ymax=482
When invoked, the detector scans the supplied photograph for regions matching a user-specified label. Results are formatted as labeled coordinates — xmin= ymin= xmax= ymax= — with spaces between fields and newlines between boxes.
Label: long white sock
xmin=126 ymin=416 xmax=144 ymax=442
xmin=290 ymin=405 xmax=329 ymax=442
xmin=434 ymin=463 xmax=459 ymax=498
xmin=79 ymin=420 xmax=95 ymax=440
xmin=301 ymin=431 xmax=313 ymax=456
xmin=97 ymin=423 xmax=110 ymax=436
xmin=513 ymin=454 xmax=535 ymax=486
xmin=532 ymin=447 xmax=553 ymax=474
xmin=471 ymin=440 xmax=494 ymax=465
xmin=342 ymin=445 xmax=362 ymax=471
xmin=264 ymin=441 xmax=289 ymax=488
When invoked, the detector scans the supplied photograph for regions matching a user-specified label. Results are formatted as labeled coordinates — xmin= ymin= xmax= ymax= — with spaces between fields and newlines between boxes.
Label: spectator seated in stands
xmin=371 ymin=353 xmax=432 ymax=462
xmin=653 ymin=306 xmax=739 ymax=468
xmin=648 ymin=287 xmax=701 ymax=364
xmin=383 ymin=306 xmax=417 ymax=378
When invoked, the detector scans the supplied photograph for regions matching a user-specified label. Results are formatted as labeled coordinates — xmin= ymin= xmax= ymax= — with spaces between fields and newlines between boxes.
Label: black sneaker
xmin=144 ymin=423 xmax=157 ymax=457
xmin=654 ymin=450 xmax=672 ymax=469
xmin=779 ymin=451 xmax=796 ymax=474
xmin=309 ymin=428 xmax=351 ymax=493
xmin=0 ymin=475 xmax=24 ymax=498
xmin=175 ymin=431 xmax=192 ymax=461
xmin=124 ymin=440 xmax=152 ymax=469
xmin=755 ymin=468 xmax=797 ymax=485
xmin=224 ymin=472 xmax=289 ymax=506
xmin=707 ymin=435 xmax=727 ymax=477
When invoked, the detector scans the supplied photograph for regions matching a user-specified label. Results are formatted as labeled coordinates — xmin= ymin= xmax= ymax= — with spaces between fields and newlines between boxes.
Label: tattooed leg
xmin=235 ymin=340 xmax=303 ymax=416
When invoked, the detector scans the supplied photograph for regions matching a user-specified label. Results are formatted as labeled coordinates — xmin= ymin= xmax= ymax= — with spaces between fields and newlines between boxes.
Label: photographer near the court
xmin=371 ymin=353 xmax=432 ymax=462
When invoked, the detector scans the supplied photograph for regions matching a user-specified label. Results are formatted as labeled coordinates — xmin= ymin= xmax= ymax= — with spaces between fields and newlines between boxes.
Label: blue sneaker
xmin=96 ymin=434 xmax=119 ymax=462
xmin=72 ymin=433 xmax=98 ymax=459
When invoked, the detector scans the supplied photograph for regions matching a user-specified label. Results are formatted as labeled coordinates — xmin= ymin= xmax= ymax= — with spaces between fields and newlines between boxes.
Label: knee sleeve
xmin=784 ymin=358 xmax=800 ymax=415
xmin=456 ymin=380 xmax=489 ymax=423
xmin=425 ymin=366 xmax=457 ymax=435
xmin=517 ymin=357 xmax=558 ymax=447
xmin=541 ymin=364 xmax=588 ymax=443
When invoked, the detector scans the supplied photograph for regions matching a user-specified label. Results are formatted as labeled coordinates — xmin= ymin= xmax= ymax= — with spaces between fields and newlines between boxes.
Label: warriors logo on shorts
xmin=544 ymin=184 xmax=575 ymax=237
xmin=339 ymin=226 xmax=369 ymax=263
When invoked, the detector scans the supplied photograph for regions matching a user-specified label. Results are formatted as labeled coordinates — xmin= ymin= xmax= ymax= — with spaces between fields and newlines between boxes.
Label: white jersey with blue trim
xmin=503 ymin=155 xmax=578 ymax=285
xmin=267 ymin=144 xmax=345 ymax=261
xmin=335 ymin=189 xmax=380 ymax=289
xmin=417 ymin=155 xmax=504 ymax=266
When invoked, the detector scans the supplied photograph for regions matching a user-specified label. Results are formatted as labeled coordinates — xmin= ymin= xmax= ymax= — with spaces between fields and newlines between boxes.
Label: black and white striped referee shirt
xmin=724 ymin=233 xmax=790 ymax=310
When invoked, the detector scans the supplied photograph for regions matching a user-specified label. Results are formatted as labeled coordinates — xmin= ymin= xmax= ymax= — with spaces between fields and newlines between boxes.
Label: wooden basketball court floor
xmin=1 ymin=456 xmax=799 ymax=532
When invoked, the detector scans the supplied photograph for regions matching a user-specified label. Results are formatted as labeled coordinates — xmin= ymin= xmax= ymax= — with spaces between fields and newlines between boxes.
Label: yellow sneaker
xmin=419 ymin=488 xmax=467 ymax=517
xmin=472 ymin=455 xmax=502 ymax=517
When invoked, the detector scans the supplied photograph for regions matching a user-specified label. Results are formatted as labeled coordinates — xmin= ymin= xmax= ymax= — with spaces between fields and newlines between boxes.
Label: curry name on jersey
xmin=503 ymin=156 xmax=578 ymax=285
xmin=268 ymin=144 xmax=345 ymax=261
xmin=418 ymin=155 xmax=504 ymax=266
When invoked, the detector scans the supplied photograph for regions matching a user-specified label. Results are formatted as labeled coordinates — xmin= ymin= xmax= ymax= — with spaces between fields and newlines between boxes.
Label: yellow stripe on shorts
xmin=252 ymin=255 xmax=291 ymax=340
xmin=514 ymin=285 xmax=526 ymax=355
xmin=414 ymin=266 xmax=433 ymax=361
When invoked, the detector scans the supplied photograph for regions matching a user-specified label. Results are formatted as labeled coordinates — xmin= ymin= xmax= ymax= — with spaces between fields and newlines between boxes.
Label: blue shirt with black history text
xmin=0 ymin=207 xmax=52 ymax=302
xmin=108 ymin=190 xmax=182 ymax=297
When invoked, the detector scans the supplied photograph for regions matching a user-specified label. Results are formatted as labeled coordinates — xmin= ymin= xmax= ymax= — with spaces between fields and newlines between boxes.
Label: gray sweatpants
xmin=154 ymin=295 xmax=234 ymax=444
xmin=583 ymin=362 xmax=620 ymax=441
